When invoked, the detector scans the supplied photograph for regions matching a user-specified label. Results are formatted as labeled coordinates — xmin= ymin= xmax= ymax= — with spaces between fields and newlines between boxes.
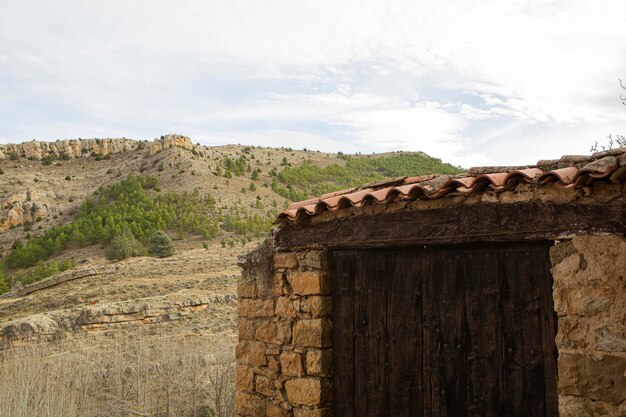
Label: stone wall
xmin=237 ymin=234 xmax=626 ymax=417
xmin=236 ymin=242 xmax=332 ymax=417
xmin=551 ymin=235 xmax=626 ymax=417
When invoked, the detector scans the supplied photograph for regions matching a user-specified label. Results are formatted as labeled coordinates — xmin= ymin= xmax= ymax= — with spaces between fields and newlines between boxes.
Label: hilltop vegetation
xmin=0 ymin=174 xmax=276 ymax=293
xmin=271 ymin=152 xmax=462 ymax=200
xmin=0 ymin=139 xmax=464 ymax=294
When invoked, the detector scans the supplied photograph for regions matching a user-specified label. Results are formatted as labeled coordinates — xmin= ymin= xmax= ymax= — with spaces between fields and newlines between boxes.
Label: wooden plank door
xmin=331 ymin=243 xmax=558 ymax=417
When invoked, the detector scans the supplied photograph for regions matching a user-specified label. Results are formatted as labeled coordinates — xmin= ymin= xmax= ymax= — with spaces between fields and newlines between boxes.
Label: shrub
xmin=12 ymin=259 xmax=76 ymax=286
xmin=105 ymin=233 xmax=146 ymax=261
xmin=65 ymin=175 xmax=71 ymax=181
xmin=147 ymin=230 xmax=175 ymax=258
xmin=0 ymin=268 xmax=9 ymax=294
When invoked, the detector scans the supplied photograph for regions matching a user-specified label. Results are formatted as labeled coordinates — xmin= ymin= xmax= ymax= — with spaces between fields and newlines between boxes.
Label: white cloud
xmin=0 ymin=0 xmax=625 ymax=167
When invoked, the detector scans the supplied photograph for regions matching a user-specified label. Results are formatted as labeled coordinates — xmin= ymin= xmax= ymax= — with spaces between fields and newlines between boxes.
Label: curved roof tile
xmin=277 ymin=148 xmax=626 ymax=222
xmin=537 ymin=167 xmax=578 ymax=185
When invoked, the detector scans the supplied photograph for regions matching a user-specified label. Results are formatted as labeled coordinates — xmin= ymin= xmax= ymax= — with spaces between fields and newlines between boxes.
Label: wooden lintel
xmin=274 ymin=201 xmax=626 ymax=251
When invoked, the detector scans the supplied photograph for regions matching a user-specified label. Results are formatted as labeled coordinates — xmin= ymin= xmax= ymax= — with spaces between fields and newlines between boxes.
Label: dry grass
xmin=0 ymin=333 xmax=236 ymax=417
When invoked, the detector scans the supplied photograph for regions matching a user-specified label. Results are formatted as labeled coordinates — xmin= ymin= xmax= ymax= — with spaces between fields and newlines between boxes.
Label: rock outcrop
xmin=0 ymin=138 xmax=136 ymax=160
xmin=3 ymin=200 xmax=49 ymax=228
xmin=1 ymin=191 xmax=52 ymax=230
xmin=0 ymin=134 xmax=194 ymax=161
xmin=0 ymin=294 xmax=237 ymax=348
xmin=149 ymin=134 xmax=194 ymax=155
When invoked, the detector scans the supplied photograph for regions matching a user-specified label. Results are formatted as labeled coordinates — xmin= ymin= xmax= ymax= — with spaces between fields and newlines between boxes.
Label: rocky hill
xmin=0 ymin=133 xmax=192 ymax=161
xmin=0 ymin=135 xmax=461 ymax=416
xmin=0 ymin=135 xmax=456 ymax=340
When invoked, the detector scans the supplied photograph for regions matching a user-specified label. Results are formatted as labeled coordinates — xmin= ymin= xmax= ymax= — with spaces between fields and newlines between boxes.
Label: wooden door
xmin=331 ymin=243 xmax=558 ymax=417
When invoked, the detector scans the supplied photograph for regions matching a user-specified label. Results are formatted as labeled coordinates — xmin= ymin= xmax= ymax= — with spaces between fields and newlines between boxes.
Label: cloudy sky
xmin=1 ymin=0 xmax=625 ymax=166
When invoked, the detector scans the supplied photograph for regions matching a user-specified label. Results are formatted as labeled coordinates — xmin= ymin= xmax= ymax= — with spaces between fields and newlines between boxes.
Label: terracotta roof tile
xmin=319 ymin=187 xmax=358 ymax=200
xmin=276 ymin=148 xmax=626 ymax=222
xmin=288 ymin=197 xmax=321 ymax=210
xmin=537 ymin=167 xmax=578 ymax=185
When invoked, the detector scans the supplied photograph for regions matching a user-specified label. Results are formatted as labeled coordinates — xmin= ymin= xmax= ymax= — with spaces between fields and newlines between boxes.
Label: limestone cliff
xmin=0 ymin=134 xmax=193 ymax=160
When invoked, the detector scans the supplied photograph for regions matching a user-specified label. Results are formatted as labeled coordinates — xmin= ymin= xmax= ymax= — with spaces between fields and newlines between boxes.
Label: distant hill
xmin=0 ymin=136 xmax=462 ymax=293
xmin=0 ymin=135 xmax=464 ymax=415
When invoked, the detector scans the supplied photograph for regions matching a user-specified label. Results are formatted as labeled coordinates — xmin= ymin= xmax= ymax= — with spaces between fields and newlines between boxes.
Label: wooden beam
xmin=274 ymin=201 xmax=626 ymax=250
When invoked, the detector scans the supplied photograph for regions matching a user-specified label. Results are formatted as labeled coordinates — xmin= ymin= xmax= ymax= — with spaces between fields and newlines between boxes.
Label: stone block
xmin=594 ymin=325 xmax=626 ymax=352
xmin=267 ymin=403 xmax=290 ymax=417
xmin=280 ymin=350 xmax=304 ymax=377
xmin=275 ymin=320 xmax=293 ymax=344
xmin=285 ymin=378 xmax=331 ymax=406
xmin=306 ymin=349 xmax=332 ymax=376
xmin=572 ymin=235 xmax=626 ymax=284
xmin=256 ymin=272 xmax=287 ymax=299
xmin=276 ymin=297 xmax=298 ymax=317
xmin=558 ymin=352 xmax=626 ymax=405
xmin=238 ymin=278 xmax=257 ymax=298
xmin=239 ymin=299 xmax=274 ymax=318
xmin=236 ymin=340 xmax=267 ymax=367
xmin=266 ymin=346 xmax=280 ymax=355
xmin=273 ymin=272 xmax=288 ymax=297
xmin=549 ymin=240 xmax=577 ymax=267
xmin=293 ymin=319 xmax=332 ymax=348
xmin=301 ymin=296 xmax=332 ymax=318
xmin=274 ymin=252 xmax=299 ymax=269
xmin=256 ymin=320 xmax=278 ymax=344
xmin=559 ymin=393 xmax=626 ymax=417
xmin=296 ymin=250 xmax=327 ymax=269
xmin=235 ymin=365 xmax=255 ymax=392
xmin=288 ymin=271 xmax=330 ymax=296
xmin=561 ymin=285 xmax=614 ymax=317
xmin=236 ymin=392 xmax=266 ymax=416
xmin=255 ymin=374 xmax=275 ymax=398
xmin=268 ymin=355 xmax=281 ymax=376
xmin=238 ymin=318 xmax=256 ymax=340
xmin=293 ymin=407 xmax=333 ymax=417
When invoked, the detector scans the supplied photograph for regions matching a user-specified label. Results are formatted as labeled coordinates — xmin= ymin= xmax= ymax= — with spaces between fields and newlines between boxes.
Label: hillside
xmin=0 ymin=135 xmax=461 ymax=290
xmin=0 ymin=135 xmax=461 ymax=416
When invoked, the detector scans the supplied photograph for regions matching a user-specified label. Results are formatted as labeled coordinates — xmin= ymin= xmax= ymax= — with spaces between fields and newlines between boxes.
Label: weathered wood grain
xmin=330 ymin=242 xmax=558 ymax=417
xmin=276 ymin=202 xmax=626 ymax=250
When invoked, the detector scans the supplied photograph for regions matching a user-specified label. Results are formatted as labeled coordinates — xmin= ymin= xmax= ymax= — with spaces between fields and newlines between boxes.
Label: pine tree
xmin=147 ymin=230 xmax=175 ymax=258
xmin=105 ymin=232 xmax=146 ymax=261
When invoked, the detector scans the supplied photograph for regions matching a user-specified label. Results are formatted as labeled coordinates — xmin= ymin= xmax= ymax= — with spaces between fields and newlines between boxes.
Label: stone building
xmin=236 ymin=148 xmax=626 ymax=417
